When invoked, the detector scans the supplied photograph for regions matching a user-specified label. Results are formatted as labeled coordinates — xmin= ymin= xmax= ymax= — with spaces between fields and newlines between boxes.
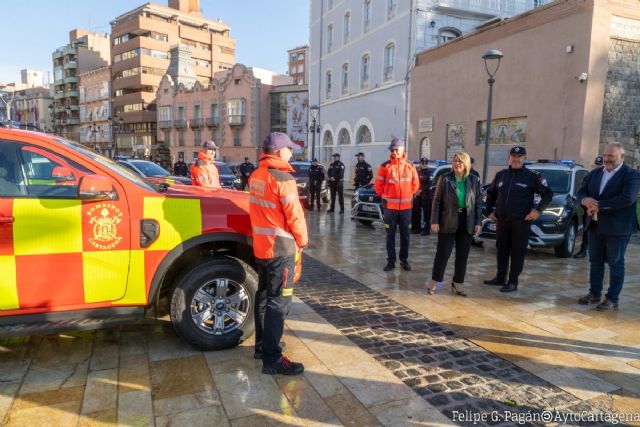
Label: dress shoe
xmin=577 ymin=292 xmax=601 ymax=305
xmin=339 ymin=210 xmax=344 ymax=214
xmin=383 ymin=262 xmax=395 ymax=271
xmin=262 ymin=356 xmax=304 ymax=376
xmin=400 ymin=261 xmax=411 ymax=271
xmin=595 ymin=298 xmax=618 ymax=311
xmin=451 ymin=282 xmax=467 ymax=297
xmin=573 ymin=250 xmax=587 ymax=259
xmin=499 ymin=283 xmax=518 ymax=292
xmin=254 ymin=342 xmax=286 ymax=359
xmin=327 ymin=209 xmax=334 ymax=213
xmin=483 ymin=277 xmax=505 ymax=286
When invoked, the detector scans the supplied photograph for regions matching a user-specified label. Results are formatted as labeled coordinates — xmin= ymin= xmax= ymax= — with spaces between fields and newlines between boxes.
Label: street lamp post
xmin=481 ymin=49 xmax=503 ymax=185
xmin=309 ymin=105 xmax=320 ymax=160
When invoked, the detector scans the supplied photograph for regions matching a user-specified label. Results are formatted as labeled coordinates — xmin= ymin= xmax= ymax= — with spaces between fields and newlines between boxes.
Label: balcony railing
xmin=206 ymin=116 xmax=220 ymax=127
xmin=228 ymin=115 xmax=245 ymax=126
xmin=174 ymin=119 xmax=186 ymax=129
xmin=158 ymin=120 xmax=172 ymax=129
xmin=63 ymin=61 xmax=78 ymax=70
xmin=190 ymin=117 xmax=203 ymax=128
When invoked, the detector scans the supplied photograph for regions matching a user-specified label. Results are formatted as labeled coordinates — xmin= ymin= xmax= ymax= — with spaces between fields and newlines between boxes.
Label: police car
xmin=480 ymin=160 xmax=587 ymax=257
xmin=350 ymin=160 xmax=451 ymax=225
xmin=290 ymin=161 xmax=329 ymax=207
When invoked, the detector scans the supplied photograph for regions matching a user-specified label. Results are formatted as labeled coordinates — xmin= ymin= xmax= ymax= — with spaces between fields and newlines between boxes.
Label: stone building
xmin=79 ymin=67 xmax=112 ymax=156
xmin=409 ymin=0 xmax=640 ymax=178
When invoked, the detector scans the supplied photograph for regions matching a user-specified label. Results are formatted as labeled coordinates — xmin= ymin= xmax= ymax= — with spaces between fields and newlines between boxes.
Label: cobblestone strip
xmin=297 ymin=255 xmax=623 ymax=427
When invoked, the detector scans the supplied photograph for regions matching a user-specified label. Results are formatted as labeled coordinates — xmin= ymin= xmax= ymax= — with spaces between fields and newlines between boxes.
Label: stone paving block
xmin=117 ymin=390 xmax=153 ymax=427
xmin=538 ymin=366 xmax=620 ymax=401
xmin=156 ymin=404 xmax=230 ymax=427
xmin=4 ymin=400 xmax=81 ymax=427
xmin=78 ymin=408 xmax=117 ymax=427
xmin=81 ymin=368 xmax=118 ymax=414
xmin=0 ymin=382 xmax=20 ymax=425
xmin=147 ymin=323 xmax=200 ymax=362
xmin=369 ymin=395 xmax=454 ymax=426
xmin=153 ymin=389 xmax=223 ymax=417
xmin=150 ymin=354 xmax=215 ymax=400
xmin=19 ymin=359 xmax=89 ymax=395
xmin=275 ymin=375 xmax=336 ymax=424
xmin=118 ymin=353 xmax=151 ymax=394
xmin=324 ymin=390 xmax=381 ymax=427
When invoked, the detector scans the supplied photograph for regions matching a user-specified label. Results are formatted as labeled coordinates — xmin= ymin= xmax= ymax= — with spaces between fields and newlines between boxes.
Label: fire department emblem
xmin=87 ymin=203 xmax=123 ymax=250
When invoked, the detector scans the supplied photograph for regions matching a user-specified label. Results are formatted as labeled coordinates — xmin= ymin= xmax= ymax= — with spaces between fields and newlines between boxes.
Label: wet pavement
xmin=1 ymin=209 xmax=639 ymax=426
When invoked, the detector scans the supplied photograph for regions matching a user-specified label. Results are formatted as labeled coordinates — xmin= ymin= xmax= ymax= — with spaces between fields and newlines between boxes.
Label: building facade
xmin=20 ymin=69 xmax=49 ymax=88
xmin=10 ymin=87 xmax=53 ymax=132
xmin=51 ymin=29 xmax=110 ymax=141
xmin=110 ymin=0 xmax=236 ymax=157
xmin=288 ymin=45 xmax=309 ymax=85
xmin=79 ymin=67 xmax=113 ymax=156
xmin=309 ymin=0 xmax=550 ymax=181
xmin=409 ymin=0 xmax=640 ymax=178
xmin=157 ymin=63 xmax=293 ymax=165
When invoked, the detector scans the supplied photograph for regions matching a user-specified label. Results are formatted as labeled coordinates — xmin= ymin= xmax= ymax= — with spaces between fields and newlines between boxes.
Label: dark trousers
xmin=577 ymin=215 xmax=589 ymax=252
xmin=432 ymin=211 xmax=473 ymax=283
xmin=384 ymin=208 xmax=412 ymax=263
xmin=495 ymin=218 xmax=531 ymax=285
xmin=588 ymin=228 xmax=630 ymax=303
xmin=309 ymin=183 xmax=321 ymax=208
xmin=254 ymin=255 xmax=295 ymax=365
xmin=240 ymin=178 xmax=249 ymax=191
xmin=411 ymin=194 xmax=431 ymax=232
xmin=329 ymin=182 xmax=344 ymax=211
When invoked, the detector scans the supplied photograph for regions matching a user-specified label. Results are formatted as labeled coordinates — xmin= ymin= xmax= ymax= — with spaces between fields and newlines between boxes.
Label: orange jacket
xmin=190 ymin=152 xmax=220 ymax=188
xmin=249 ymin=154 xmax=308 ymax=259
xmin=374 ymin=152 xmax=420 ymax=210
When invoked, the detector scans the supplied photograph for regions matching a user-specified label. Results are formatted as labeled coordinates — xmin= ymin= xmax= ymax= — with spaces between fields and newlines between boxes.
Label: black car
xmin=351 ymin=161 xmax=451 ymax=225
xmin=117 ymin=158 xmax=192 ymax=186
xmin=290 ymin=161 xmax=329 ymax=207
xmin=214 ymin=161 xmax=240 ymax=189
xmin=479 ymin=160 xmax=587 ymax=257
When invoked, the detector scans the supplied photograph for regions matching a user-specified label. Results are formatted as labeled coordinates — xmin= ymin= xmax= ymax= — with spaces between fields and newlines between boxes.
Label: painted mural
xmin=476 ymin=116 xmax=528 ymax=146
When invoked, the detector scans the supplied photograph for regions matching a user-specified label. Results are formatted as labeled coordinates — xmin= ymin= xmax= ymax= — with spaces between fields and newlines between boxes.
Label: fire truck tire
xmin=170 ymin=256 xmax=257 ymax=351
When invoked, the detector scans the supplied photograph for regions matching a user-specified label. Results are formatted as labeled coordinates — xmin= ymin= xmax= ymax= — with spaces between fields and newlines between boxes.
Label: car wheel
xmin=170 ymin=256 xmax=257 ymax=351
xmin=358 ymin=219 xmax=373 ymax=226
xmin=554 ymin=222 xmax=576 ymax=258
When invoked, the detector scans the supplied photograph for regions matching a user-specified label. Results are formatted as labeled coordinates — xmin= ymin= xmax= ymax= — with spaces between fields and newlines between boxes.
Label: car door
xmin=0 ymin=139 xmax=130 ymax=313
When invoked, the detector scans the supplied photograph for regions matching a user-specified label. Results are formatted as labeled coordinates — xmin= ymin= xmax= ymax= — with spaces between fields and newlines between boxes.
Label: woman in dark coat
xmin=428 ymin=152 xmax=482 ymax=296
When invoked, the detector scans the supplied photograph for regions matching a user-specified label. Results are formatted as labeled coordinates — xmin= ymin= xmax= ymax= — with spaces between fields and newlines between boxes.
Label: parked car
xmin=117 ymin=158 xmax=192 ymax=186
xmin=479 ymin=160 xmax=587 ymax=257
xmin=0 ymin=128 xmax=304 ymax=349
xmin=214 ymin=161 xmax=241 ymax=189
xmin=351 ymin=160 xmax=451 ymax=225
xmin=289 ymin=161 xmax=329 ymax=207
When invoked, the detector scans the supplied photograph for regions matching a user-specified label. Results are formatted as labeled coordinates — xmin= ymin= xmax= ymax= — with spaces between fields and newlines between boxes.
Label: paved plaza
xmin=1 ymin=211 xmax=639 ymax=426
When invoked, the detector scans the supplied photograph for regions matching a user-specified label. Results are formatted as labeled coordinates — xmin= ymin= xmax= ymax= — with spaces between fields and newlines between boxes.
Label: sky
xmin=0 ymin=0 xmax=309 ymax=84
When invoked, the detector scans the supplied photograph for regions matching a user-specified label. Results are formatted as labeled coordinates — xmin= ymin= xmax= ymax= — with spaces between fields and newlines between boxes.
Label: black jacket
xmin=308 ymin=164 xmax=325 ymax=186
xmin=486 ymin=166 xmax=553 ymax=221
xmin=431 ymin=172 xmax=482 ymax=234
xmin=173 ymin=161 xmax=188 ymax=177
xmin=417 ymin=167 xmax=431 ymax=198
xmin=239 ymin=161 xmax=255 ymax=179
xmin=327 ymin=160 xmax=345 ymax=184
xmin=577 ymin=163 xmax=640 ymax=236
xmin=354 ymin=161 xmax=373 ymax=187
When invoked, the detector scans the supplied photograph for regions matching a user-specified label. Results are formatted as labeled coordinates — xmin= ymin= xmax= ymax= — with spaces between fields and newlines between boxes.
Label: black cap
xmin=594 ymin=155 xmax=603 ymax=166
xmin=510 ymin=146 xmax=526 ymax=156
xmin=312 ymin=158 xmax=318 ymax=162
xmin=244 ymin=157 xmax=249 ymax=161
xmin=355 ymin=152 xmax=364 ymax=157
xmin=333 ymin=153 xmax=340 ymax=157
xmin=420 ymin=157 xmax=429 ymax=163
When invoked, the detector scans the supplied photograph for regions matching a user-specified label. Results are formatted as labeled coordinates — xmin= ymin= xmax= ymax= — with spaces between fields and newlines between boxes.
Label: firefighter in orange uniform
xmin=191 ymin=140 xmax=221 ymax=188
xmin=249 ymin=132 xmax=308 ymax=376
xmin=374 ymin=138 xmax=420 ymax=272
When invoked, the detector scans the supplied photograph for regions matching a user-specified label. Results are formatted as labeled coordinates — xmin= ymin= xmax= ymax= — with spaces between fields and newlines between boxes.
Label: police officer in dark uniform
xmin=353 ymin=152 xmax=373 ymax=189
xmin=173 ymin=154 xmax=188 ymax=177
xmin=308 ymin=158 xmax=325 ymax=211
xmin=327 ymin=153 xmax=345 ymax=213
xmin=470 ymin=157 xmax=480 ymax=180
xmin=412 ymin=157 xmax=432 ymax=235
xmin=484 ymin=146 xmax=553 ymax=292
xmin=239 ymin=157 xmax=255 ymax=191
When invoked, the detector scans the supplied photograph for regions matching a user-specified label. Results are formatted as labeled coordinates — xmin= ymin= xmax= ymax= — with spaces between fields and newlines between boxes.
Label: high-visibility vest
xmin=374 ymin=153 xmax=420 ymax=210
xmin=249 ymin=154 xmax=308 ymax=259
xmin=191 ymin=152 xmax=220 ymax=188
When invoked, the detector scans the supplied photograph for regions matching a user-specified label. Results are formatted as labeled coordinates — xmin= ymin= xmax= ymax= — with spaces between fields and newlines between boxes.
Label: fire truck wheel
xmin=170 ymin=256 xmax=257 ymax=351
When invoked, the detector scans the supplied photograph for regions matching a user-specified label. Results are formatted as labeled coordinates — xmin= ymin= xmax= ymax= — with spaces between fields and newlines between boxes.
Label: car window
xmin=291 ymin=163 xmax=311 ymax=178
xmin=573 ymin=170 xmax=589 ymax=195
xmin=531 ymin=169 xmax=571 ymax=194
xmin=215 ymin=163 xmax=233 ymax=175
xmin=130 ymin=160 xmax=170 ymax=177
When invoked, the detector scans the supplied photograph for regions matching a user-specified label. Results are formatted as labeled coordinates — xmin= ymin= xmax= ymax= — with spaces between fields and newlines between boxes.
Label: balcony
xmin=64 ymin=76 xmax=78 ymax=84
xmin=66 ymin=118 xmax=80 ymax=125
xmin=228 ymin=115 xmax=245 ymax=126
xmin=206 ymin=117 xmax=219 ymax=127
xmin=63 ymin=60 xmax=77 ymax=70
xmin=54 ymin=92 xmax=66 ymax=100
xmin=174 ymin=119 xmax=186 ymax=129
xmin=190 ymin=118 xmax=203 ymax=128
xmin=65 ymin=90 xmax=79 ymax=98
xmin=158 ymin=120 xmax=172 ymax=129
xmin=63 ymin=45 xmax=76 ymax=56
xmin=52 ymin=50 xmax=63 ymax=60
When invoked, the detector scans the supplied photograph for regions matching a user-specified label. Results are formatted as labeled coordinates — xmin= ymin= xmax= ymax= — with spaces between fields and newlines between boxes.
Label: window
xmin=384 ymin=43 xmax=395 ymax=81
xmin=326 ymin=71 xmax=332 ymax=99
xmin=159 ymin=105 xmax=172 ymax=121
xmin=327 ymin=0 xmax=334 ymax=10
xmin=194 ymin=129 xmax=202 ymax=145
xmin=233 ymin=128 xmax=241 ymax=146
xmin=356 ymin=126 xmax=372 ymax=144
xmin=343 ymin=12 xmax=351 ymax=44
xmin=341 ymin=63 xmax=349 ymax=95
xmin=179 ymin=129 xmax=185 ymax=146
xmin=338 ymin=129 xmax=350 ymax=145
xmin=361 ymin=54 xmax=370 ymax=89
xmin=227 ymin=99 xmax=245 ymax=117
xmin=363 ymin=0 xmax=372 ymax=33
xmin=327 ymin=24 xmax=334 ymax=53
xmin=193 ymin=104 xmax=201 ymax=119
xmin=323 ymin=131 xmax=334 ymax=146
xmin=177 ymin=106 xmax=185 ymax=120
xmin=438 ymin=28 xmax=461 ymax=44
xmin=164 ymin=130 xmax=171 ymax=146
xmin=387 ymin=0 xmax=397 ymax=19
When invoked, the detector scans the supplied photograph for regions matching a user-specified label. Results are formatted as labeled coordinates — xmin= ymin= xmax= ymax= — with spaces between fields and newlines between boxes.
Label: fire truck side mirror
xmin=78 ymin=175 xmax=117 ymax=201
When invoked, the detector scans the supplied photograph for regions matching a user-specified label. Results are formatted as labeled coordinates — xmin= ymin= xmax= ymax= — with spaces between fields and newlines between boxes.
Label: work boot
xmin=254 ymin=342 xmax=286 ymax=359
xmin=577 ymin=293 xmax=601 ymax=305
xmin=401 ymin=261 xmax=411 ymax=271
xmin=595 ymin=298 xmax=618 ymax=311
xmin=499 ymin=283 xmax=518 ymax=293
xmin=483 ymin=277 xmax=505 ymax=286
xmin=573 ymin=249 xmax=587 ymax=259
xmin=383 ymin=262 xmax=395 ymax=272
xmin=327 ymin=209 xmax=334 ymax=213
xmin=262 ymin=356 xmax=304 ymax=376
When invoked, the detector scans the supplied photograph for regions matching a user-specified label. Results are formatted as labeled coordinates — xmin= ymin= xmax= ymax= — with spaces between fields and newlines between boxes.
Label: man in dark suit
xmin=576 ymin=144 xmax=640 ymax=311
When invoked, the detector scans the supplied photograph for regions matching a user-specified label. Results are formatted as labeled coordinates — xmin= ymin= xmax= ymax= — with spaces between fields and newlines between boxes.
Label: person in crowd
xmin=308 ymin=158 xmax=325 ymax=211
xmin=190 ymin=140 xmax=221 ymax=189
xmin=173 ymin=154 xmax=188 ymax=177
xmin=249 ymin=132 xmax=308 ymax=375
xmin=239 ymin=157 xmax=256 ymax=191
xmin=374 ymin=138 xmax=420 ymax=272
xmin=574 ymin=155 xmax=604 ymax=258
xmin=428 ymin=152 xmax=482 ymax=296
xmin=576 ymin=144 xmax=640 ymax=311
xmin=354 ymin=152 xmax=373 ymax=189
xmin=412 ymin=157 xmax=432 ymax=235
xmin=483 ymin=146 xmax=553 ymax=292
xmin=327 ymin=153 xmax=345 ymax=213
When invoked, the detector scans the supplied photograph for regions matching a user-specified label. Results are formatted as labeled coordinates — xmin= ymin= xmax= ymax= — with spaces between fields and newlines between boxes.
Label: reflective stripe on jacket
xmin=374 ymin=152 xmax=420 ymax=210
xmin=190 ymin=152 xmax=220 ymax=188
xmin=249 ymin=154 xmax=308 ymax=259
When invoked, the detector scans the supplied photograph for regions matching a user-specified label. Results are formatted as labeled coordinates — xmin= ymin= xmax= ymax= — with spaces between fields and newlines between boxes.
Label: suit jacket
xmin=430 ymin=171 xmax=482 ymax=235
xmin=576 ymin=163 xmax=640 ymax=236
